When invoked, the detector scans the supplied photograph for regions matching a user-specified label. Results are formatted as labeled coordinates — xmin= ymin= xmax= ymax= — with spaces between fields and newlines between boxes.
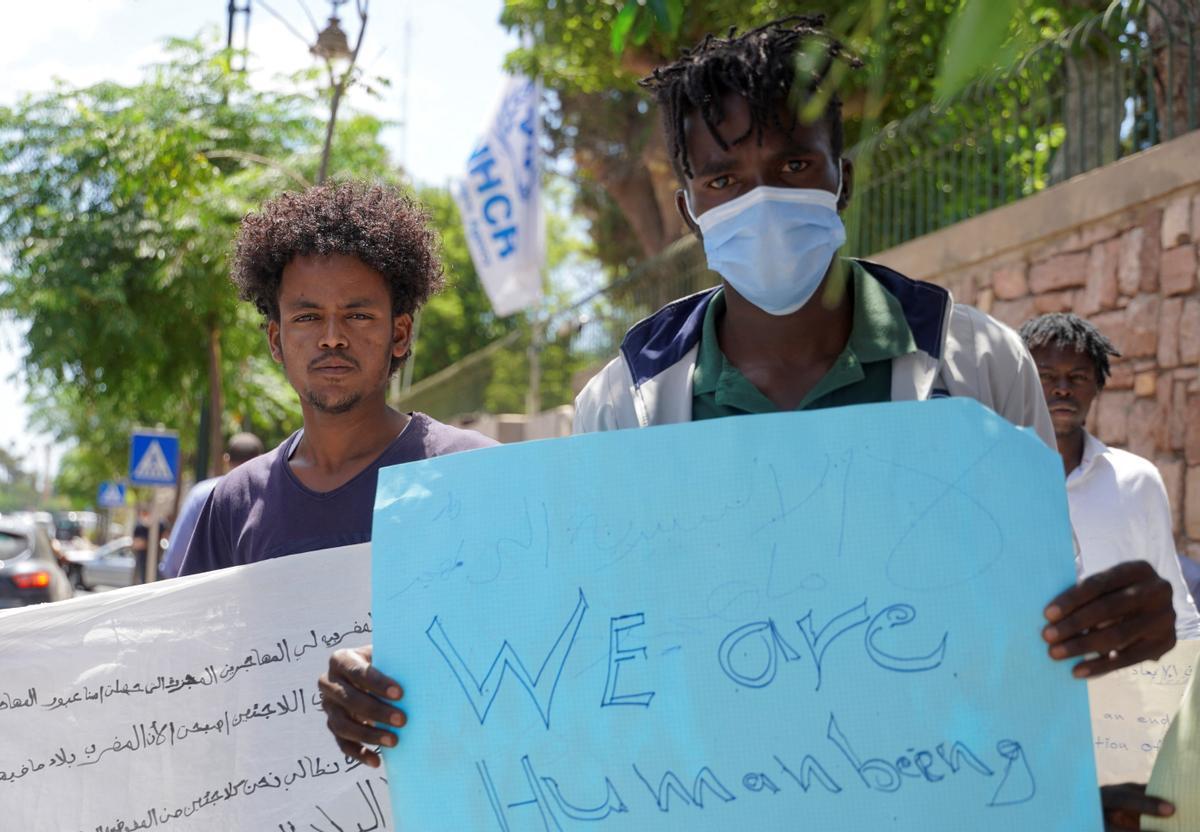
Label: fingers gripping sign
xmin=318 ymin=644 xmax=406 ymax=768
xmin=1042 ymin=561 xmax=1177 ymax=678
xmin=1100 ymin=783 xmax=1175 ymax=830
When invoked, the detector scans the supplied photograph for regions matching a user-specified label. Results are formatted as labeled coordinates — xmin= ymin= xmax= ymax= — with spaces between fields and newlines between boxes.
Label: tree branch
xmin=295 ymin=0 xmax=320 ymax=35
xmin=317 ymin=0 xmax=369 ymax=184
xmin=202 ymin=149 xmax=312 ymax=189
xmin=255 ymin=0 xmax=314 ymax=48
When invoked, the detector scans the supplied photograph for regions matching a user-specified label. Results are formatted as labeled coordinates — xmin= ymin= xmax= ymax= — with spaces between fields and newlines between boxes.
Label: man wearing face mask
xmin=320 ymin=22 xmax=1177 ymax=810
xmin=576 ymin=18 xmax=1054 ymax=436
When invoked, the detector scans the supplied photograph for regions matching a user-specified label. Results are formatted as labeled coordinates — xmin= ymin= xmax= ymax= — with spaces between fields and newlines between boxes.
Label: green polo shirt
xmin=691 ymin=263 xmax=917 ymax=420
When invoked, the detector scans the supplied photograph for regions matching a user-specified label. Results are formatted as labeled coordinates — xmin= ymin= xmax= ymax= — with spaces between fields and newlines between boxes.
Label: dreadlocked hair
xmin=1018 ymin=313 xmax=1122 ymax=388
xmin=638 ymin=15 xmax=863 ymax=180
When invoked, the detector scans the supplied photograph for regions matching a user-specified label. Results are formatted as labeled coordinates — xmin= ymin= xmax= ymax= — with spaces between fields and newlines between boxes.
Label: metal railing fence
xmin=394 ymin=237 xmax=715 ymax=419
xmin=564 ymin=236 xmax=711 ymax=363
xmin=393 ymin=329 xmax=524 ymax=419
xmin=845 ymin=0 xmax=1198 ymax=255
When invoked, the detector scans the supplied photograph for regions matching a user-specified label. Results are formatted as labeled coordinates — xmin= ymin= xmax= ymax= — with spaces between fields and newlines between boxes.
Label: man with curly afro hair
xmin=179 ymin=182 xmax=494 ymax=577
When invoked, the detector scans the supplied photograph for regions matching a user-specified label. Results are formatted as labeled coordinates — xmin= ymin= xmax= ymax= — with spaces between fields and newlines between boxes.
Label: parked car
xmin=60 ymin=540 xmax=97 ymax=589
xmin=0 ymin=520 xmax=74 ymax=609
xmin=77 ymin=536 xmax=137 ymax=590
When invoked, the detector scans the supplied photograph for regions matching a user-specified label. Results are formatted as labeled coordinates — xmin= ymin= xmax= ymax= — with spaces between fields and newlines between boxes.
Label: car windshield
xmin=0 ymin=531 xmax=30 ymax=561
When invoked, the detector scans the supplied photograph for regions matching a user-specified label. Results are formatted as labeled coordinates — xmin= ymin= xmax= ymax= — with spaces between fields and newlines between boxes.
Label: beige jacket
xmin=574 ymin=259 xmax=1055 ymax=448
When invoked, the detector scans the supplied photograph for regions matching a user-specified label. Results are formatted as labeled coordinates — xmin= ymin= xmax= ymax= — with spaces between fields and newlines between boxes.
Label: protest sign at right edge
xmin=1088 ymin=640 xmax=1200 ymax=785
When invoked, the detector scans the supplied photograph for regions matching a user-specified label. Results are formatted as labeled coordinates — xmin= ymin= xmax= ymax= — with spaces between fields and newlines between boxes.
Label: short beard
xmin=305 ymin=389 xmax=363 ymax=415
xmin=281 ymin=335 xmax=394 ymax=416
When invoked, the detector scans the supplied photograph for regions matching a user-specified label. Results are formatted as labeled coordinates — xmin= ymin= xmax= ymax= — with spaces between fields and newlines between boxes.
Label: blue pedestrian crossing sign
xmin=96 ymin=481 xmax=127 ymax=508
xmin=128 ymin=430 xmax=180 ymax=487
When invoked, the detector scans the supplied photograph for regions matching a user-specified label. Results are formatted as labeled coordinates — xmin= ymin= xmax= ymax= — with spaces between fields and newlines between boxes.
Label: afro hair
xmin=231 ymin=181 xmax=445 ymax=326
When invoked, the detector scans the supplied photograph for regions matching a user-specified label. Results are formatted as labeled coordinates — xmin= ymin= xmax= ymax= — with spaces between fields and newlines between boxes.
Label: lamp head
xmin=311 ymin=15 xmax=352 ymax=63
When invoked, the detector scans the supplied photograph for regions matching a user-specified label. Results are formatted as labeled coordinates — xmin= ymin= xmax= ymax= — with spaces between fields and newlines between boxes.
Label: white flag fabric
xmin=452 ymin=76 xmax=544 ymax=317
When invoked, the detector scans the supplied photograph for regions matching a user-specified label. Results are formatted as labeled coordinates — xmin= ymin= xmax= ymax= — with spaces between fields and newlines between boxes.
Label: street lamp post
xmin=312 ymin=0 xmax=369 ymax=184
xmin=226 ymin=0 xmax=251 ymax=72
xmin=311 ymin=4 xmax=353 ymax=63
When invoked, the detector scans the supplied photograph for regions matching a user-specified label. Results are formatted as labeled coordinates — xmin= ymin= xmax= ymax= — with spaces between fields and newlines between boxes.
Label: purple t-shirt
xmin=179 ymin=413 xmax=495 ymax=575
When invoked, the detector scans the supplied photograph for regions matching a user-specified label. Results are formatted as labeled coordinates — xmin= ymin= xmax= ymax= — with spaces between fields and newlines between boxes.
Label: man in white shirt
xmin=1021 ymin=312 xmax=1200 ymax=639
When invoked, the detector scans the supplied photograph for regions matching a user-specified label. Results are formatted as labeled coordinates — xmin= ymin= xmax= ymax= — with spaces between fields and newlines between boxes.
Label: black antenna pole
xmin=226 ymin=0 xmax=252 ymax=71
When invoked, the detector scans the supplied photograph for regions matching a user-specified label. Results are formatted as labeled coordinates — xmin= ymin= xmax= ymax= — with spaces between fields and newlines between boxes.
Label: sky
xmin=0 ymin=0 xmax=520 ymax=482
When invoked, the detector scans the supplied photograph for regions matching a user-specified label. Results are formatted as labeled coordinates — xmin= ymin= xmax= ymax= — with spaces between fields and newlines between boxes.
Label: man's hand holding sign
xmin=321 ymin=644 xmax=405 ymax=768
xmin=1043 ymin=561 xmax=1176 ymax=679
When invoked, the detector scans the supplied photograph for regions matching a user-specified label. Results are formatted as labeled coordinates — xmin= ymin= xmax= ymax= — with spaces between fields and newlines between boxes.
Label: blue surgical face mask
xmin=685 ymin=170 xmax=846 ymax=316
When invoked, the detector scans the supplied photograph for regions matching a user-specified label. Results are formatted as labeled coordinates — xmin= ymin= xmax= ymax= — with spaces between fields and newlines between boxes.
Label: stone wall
xmin=873 ymin=130 xmax=1200 ymax=557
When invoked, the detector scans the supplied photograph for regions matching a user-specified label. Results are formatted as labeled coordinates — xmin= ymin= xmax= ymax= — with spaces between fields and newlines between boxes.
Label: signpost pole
xmin=96 ymin=481 xmax=128 ymax=545
xmin=128 ymin=429 xmax=180 ymax=584
xmin=146 ymin=503 xmax=162 ymax=584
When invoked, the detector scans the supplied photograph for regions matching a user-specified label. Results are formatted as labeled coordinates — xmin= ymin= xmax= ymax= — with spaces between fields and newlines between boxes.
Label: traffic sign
xmin=129 ymin=430 xmax=180 ymax=487
xmin=96 ymin=481 xmax=127 ymax=508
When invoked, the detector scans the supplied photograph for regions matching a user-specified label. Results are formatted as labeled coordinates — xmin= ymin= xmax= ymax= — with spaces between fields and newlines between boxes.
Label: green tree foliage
xmin=0 ymin=38 xmax=406 ymax=504
xmin=0 ymin=444 xmax=41 ymax=513
xmin=479 ymin=329 xmax=588 ymax=415
xmin=500 ymin=0 xmax=1101 ymax=273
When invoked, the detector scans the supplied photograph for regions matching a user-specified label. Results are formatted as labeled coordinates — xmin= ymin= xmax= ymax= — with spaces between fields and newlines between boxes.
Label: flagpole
xmin=526 ymin=312 xmax=542 ymax=417
xmin=401 ymin=308 xmax=421 ymax=393
xmin=525 ymin=65 xmax=545 ymax=419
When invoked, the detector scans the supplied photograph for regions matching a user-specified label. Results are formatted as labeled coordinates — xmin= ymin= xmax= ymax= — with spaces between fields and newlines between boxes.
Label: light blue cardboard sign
xmin=372 ymin=399 xmax=1102 ymax=830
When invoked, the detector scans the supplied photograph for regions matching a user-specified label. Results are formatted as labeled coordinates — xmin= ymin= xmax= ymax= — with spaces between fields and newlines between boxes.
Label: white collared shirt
xmin=1068 ymin=431 xmax=1200 ymax=639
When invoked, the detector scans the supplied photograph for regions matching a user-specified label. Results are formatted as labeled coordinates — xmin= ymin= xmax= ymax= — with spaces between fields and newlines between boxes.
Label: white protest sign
xmin=0 ymin=544 xmax=390 ymax=831
xmin=451 ymin=75 xmax=544 ymax=317
xmin=1088 ymin=639 xmax=1200 ymax=785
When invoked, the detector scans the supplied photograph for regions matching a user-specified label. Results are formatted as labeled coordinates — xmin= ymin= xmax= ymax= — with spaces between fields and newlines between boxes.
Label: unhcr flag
xmin=452 ymin=76 xmax=544 ymax=317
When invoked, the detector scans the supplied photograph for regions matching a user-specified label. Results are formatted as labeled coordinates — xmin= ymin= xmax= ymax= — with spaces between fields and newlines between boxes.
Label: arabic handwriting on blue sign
xmin=372 ymin=399 xmax=1102 ymax=830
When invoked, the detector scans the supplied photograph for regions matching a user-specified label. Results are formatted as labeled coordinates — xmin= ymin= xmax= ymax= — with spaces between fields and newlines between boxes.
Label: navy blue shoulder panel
xmin=854 ymin=259 xmax=949 ymax=360
xmin=618 ymin=262 xmax=948 ymax=385
xmin=620 ymin=287 xmax=718 ymax=387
